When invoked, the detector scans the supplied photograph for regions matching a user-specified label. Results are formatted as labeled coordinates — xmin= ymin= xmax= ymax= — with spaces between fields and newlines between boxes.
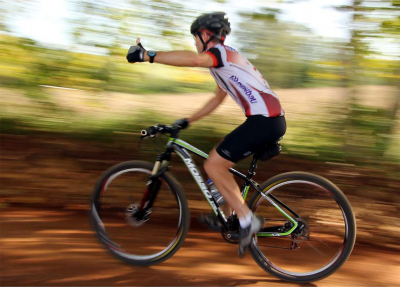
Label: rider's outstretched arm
xmin=188 ymin=87 xmax=227 ymax=124
xmin=128 ymin=38 xmax=214 ymax=68
xmin=145 ymin=51 xmax=214 ymax=68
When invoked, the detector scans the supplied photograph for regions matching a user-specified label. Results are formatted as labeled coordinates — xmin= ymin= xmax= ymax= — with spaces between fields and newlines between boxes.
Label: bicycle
xmin=91 ymin=123 xmax=356 ymax=283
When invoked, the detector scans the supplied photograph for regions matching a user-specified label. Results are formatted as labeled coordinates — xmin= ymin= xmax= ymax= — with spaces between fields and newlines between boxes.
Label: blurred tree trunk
xmin=337 ymin=1 xmax=362 ymax=161
xmin=337 ymin=0 xmax=400 ymax=161
xmin=380 ymin=10 xmax=400 ymax=156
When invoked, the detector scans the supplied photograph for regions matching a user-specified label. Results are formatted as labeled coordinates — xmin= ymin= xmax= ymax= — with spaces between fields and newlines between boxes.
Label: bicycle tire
xmin=91 ymin=160 xmax=190 ymax=266
xmin=248 ymin=171 xmax=356 ymax=283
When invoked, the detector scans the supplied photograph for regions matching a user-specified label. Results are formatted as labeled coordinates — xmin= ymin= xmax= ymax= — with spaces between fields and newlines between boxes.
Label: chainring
xmin=221 ymin=227 xmax=239 ymax=244
xmin=220 ymin=215 xmax=240 ymax=244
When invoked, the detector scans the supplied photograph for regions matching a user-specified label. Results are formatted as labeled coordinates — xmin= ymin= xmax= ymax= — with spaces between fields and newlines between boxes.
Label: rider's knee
xmin=204 ymin=155 xmax=219 ymax=173
xmin=204 ymin=158 xmax=213 ymax=174
xmin=204 ymin=156 xmax=229 ymax=175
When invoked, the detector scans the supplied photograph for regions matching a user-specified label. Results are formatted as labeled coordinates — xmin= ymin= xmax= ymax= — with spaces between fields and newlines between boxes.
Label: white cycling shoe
xmin=238 ymin=215 xmax=264 ymax=258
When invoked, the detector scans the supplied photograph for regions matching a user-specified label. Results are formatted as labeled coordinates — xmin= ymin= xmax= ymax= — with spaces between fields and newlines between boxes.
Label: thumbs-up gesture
xmin=126 ymin=38 xmax=146 ymax=63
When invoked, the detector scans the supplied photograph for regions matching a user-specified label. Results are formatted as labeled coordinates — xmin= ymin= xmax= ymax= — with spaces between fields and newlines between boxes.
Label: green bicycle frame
xmin=165 ymin=137 xmax=298 ymax=237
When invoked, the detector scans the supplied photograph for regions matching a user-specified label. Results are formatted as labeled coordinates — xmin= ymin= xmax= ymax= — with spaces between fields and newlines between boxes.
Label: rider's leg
xmin=205 ymin=150 xmax=264 ymax=257
xmin=204 ymin=116 xmax=286 ymax=255
xmin=204 ymin=148 xmax=250 ymax=219
xmin=221 ymin=204 xmax=232 ymax=217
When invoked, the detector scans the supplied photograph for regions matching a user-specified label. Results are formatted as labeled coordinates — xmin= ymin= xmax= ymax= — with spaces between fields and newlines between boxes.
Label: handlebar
xmin=140 ymin=124 xmax=180 ymax=139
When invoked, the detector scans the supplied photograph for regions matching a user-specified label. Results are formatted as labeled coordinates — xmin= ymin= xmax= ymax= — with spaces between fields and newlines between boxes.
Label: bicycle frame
xmin=148 ymin=136 xmax=298 ymax=236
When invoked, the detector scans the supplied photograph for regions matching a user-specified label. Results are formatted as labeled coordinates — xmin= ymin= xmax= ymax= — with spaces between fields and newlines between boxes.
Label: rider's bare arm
xmin=144 ymin=50 xmax=214 ymax=68
xmin=188 ymin=87 xmax=227 ymax=124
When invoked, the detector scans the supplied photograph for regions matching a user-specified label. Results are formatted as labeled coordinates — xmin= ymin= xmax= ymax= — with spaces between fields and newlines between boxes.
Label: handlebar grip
xmin=141 ymin=126 xmax=158 ymax=138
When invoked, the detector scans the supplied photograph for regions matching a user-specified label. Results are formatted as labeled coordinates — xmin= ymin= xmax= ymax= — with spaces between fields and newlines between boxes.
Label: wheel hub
xmin=292 ymin=217 xmax=310 ymax=243
xmin=125 ymin=204 xmax=150 ymax=227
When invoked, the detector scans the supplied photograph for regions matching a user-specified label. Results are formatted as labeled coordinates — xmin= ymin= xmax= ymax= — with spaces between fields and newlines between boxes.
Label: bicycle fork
xmin=136 ymin=160 xmax=167 ymax=220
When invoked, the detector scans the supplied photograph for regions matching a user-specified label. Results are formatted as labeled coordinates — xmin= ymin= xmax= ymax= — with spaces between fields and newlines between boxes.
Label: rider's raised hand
xmin=173 ymin=118 xmax=189 ymax=130
xmin=126 ymin=38 xmax=146 ymax=63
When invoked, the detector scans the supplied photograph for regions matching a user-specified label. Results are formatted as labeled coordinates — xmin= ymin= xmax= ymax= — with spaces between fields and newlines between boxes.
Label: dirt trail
xmin=1 ymin=207 xmax=399 ymax=286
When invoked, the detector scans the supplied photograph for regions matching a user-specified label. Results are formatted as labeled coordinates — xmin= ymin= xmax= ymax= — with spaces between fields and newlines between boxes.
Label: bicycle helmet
xmin=191 ymin=12 xmax=231 ymax=52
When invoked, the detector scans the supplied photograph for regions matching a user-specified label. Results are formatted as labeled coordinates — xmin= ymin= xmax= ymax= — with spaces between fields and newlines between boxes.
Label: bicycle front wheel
xmin=249 ymin=172 xmax=356 ymax=283
xmin=91 ymin=161 xmax=190 ymax=266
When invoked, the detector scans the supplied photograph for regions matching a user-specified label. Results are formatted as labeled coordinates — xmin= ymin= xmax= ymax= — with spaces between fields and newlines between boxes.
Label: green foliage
xmin=1 ymin=0 xmax=399 ymax=167
xmin=0 ymin=118 xmax=24 ymax=134
xmin=2 ymin=96 xmax=398 ymax=165
xmin=2 ymin=1 xmax=399 ymax=92
xmin=0 ymin=34 xmax=215 ymax=94
xmin=342 ymin=104 xmax=397 ymax=160
xmin=236 ymin=10 xmax=349 ymax=89
xmin=330 ymin=0 xmax=400 ymax=159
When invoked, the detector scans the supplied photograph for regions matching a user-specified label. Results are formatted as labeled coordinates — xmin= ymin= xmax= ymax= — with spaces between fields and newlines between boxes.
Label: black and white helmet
xmin=190 ymin=12 xmax=231 ymax=40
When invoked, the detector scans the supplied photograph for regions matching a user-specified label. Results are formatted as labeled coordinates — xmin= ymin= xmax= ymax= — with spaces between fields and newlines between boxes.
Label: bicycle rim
xmin=92 ymin=167 xmax=184 ymax=262
xmin=251 ymin=176 xmax=354 ymax=279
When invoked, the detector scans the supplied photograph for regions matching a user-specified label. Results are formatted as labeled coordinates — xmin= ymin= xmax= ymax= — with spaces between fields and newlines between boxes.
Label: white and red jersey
xmin=205 ymin=44 xmax=284 ymax=117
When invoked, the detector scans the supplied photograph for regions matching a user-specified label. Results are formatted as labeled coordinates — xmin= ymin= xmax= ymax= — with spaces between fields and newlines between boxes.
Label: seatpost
xmin=247 ymin=157 xmax=258 ymax=179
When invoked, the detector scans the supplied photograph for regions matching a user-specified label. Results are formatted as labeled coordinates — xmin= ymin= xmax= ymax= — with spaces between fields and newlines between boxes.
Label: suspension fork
xmin=139 ymin=174 xmax=162 ymax=211
xmin=139 ymin=154 xmax=170 ymax=213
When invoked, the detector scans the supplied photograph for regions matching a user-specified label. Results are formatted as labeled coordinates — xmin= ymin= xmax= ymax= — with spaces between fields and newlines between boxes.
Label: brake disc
xmin=125 ymin=204 xmax=149 ymax=227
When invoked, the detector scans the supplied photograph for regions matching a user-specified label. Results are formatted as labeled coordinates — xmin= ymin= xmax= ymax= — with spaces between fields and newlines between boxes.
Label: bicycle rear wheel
xmin=249 ymin=172 xmax=356 ymax=283
xmin=91 ymin=161 xmax=190 ymax=266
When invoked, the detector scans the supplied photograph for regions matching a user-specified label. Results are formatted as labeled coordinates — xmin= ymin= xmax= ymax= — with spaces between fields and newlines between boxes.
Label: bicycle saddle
xmin=253 ymin=137 xmax=282 ymax=161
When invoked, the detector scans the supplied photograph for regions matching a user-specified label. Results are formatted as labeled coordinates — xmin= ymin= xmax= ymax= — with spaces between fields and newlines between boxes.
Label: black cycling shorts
xmin=216 ymin=115 xmax=286 ymax=163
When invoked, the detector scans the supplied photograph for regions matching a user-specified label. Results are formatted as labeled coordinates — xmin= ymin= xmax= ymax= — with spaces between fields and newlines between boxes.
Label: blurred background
xmin=1 ymin=0 xmax=399 ymax=285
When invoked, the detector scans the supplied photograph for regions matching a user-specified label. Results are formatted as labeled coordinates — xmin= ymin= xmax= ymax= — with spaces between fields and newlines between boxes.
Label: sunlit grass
xmin=1 ymin=86 xmax=399 ymax=166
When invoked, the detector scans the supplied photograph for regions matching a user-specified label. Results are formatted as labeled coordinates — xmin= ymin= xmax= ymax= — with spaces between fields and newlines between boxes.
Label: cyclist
xmin=126 ymin=12 xmax=286 ymax=257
